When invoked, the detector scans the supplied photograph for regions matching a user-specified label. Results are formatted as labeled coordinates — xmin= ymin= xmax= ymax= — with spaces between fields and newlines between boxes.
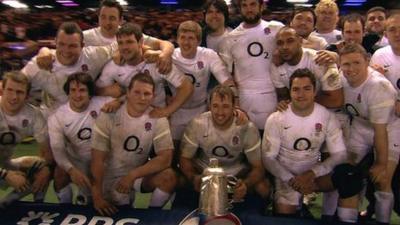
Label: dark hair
xmin=100 ymin=0 xmax=123 ymax=19
xmin=203 ymin=0 xmax=229 ymax=27
xmin=339 ymin=43 xmax=369 ymax=60
xmin=276 ymin=26 xmax=299 ymax=39
xmin=292 ymin=7 xmax=317 ymax=26
xmin=2 ymin=71 xmax=31 ymax=93
xmin=367 ymin=6 xmax=387 ymax=18
xmin=63 ymin=72 xmax=95 ymax=97
xmin=57 ymin=22 xmax=83 ymax=43
xmin=128 ymin=71 xmax=155 ymax=92
xmin=209 ymin=84 xmax=235 ymax=105
xmin=289 ymin=68 xmax=317 ymax=90
xmin=238 ymin=0 xmax=263 ymax=5
xmin=116 ymin=22 xmax=143 ymax=42
xmin=340 ymin=13 xmax=365 ymax=31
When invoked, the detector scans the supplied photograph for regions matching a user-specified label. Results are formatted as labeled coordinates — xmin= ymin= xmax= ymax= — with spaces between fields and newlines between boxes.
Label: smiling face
xmin=127 ymin=80 xmax=154 ymax=114
xmin=1 ymin=79 xmax=28 ymax=115
xmin=99 ymin=6 xmax=122 ymax=38
xmin=117 ymin=34 xmax=142 ymax=63
xmin=276 ymin=28 xmax=302 ymax=63
xmin=290 ymin=76 xmax=315 ymax=113
xmin=56 ymin=30 xmax=83 ymax=66
xmin=205 ymin=4 xmax=226 ymax=32
xmin=68 ymin=80 xmax=90 ymax=112
xmin=210 ymin=93 xmax=235 ymax=129
xmin=340 ymin=52 xmax=369 ymax=87
xmin=343 ymin=20 xmax=364 ymax=44
xmin=177 ymin=31 xmax=199 ymax=58
xmin=291 ymin=11 xmax=315 ymax=38
xmin=385 ymin=15 xmax=400 ymax=54
xmin=366 ymin=11 xmax=386 ymax=34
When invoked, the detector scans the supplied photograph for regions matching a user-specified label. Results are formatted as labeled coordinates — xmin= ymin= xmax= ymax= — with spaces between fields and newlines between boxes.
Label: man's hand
xmin=31 ymin=166 xmax=51 ymax=193
xmin=101 ymin=99 xmax=122 ymax=113
xmin=234 ymin=108 xmax=249 ymax=125
xmin=314 ymin=50 xmax=337 ymax=66
xmin=371 ymin=64 xmax=387 ymax=75
xmin=69 ymin=167 xmax=91 ymax=190
xmin=149 ymin=107 xmax=171 ymax=118
xmin=233 ymin=179 xmax=247 ymax=201
xmin=156 ymin=52 xmax=173 ymax=74
xmin=112 ymin=49 xmax=124 ymax=66
xmin=276 ymin=100 xmax=290 ymax=112
xmin=5 ymin=170 xmax=30 ymax=192
xmin=143 ymin=48 xmax=162 ymax=63
xmin=36 ymin=47 xmax=54 ymax=71
xmin=369 ymin=163 xmax=387 ymax=184
xmin=272 ymin=49 xmax=284 ymax=66
xmin=289 ymin=170 xmax=316 ymax=194
xmin=116 ymin=174 xmax=135 ymax=194
xmin=93 ymin=194 xmax=118 ymax=216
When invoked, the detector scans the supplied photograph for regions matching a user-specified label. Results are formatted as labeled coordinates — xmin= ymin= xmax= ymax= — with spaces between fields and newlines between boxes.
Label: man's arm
xmin=370 ymin=123 xmax=389 ymax=182
xmin=144 ymin=36 xmax=174 ymax=74
xmin=316 ymin=65 xmax=344 ymax=108
xmin=150 ymin=77 xmax=193 ymax=118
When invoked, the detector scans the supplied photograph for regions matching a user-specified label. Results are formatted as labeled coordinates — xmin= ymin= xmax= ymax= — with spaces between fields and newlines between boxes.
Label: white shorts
xmin=239 ymin=91 xmax=277 ymax=130
xmin=170 ymin=104 xmax=207 ymax=140
xmin=348 ymin=121 xmax=400 ymax=163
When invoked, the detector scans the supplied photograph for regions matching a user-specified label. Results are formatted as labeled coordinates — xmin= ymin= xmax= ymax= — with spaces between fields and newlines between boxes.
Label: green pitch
xmin=1 ymin=142 xmax=399 ymax=224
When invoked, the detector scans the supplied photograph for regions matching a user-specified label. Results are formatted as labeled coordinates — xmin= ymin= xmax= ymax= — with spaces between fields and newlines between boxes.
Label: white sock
xmin=375 ymin=191 xmax=394 ymax=223
xmin=149 ymin=188 xmax=171 ymax=207
xmin=56 ymin=185 xmax=73 ymax=203
xmin=337 ymin=207 xmax=358 ymax=223
xmin=322 ymin=190 xmax=339 ymax=216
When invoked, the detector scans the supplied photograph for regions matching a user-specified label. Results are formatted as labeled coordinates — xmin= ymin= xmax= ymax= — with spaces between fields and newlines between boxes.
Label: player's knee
xmin=255 ymin=179 xmax=271 ymax=199
xmin=331 ymin=163 xmax=363 ymax=199
xmin=157 ymin=168 xmax=177 ymax=192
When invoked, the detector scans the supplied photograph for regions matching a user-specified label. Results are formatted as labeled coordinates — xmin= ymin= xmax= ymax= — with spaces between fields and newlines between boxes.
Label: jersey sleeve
xmin=180 ymin=118 xmax=200 ymax=159
xmin=218 ymin=36 xmax=234 ymax=74
xmin=269 ymin=64 xmax=287 ymax=89
xmin=162 ymin=64 xmax=185 ymax=87
xmin=84 ymin=45 xmax=114 ymax=78
xmin=153 ymin=117 xmax=174 ymax=154
xmin=95 ymin=61 xmax=117 ymax=88
xmin=243 ymin=122 xmax=261 ymax=164
xmin=207 ymin=49 xmax=231 ymax=84
xmin=48 ymin=113 xmax=73 ymax=171
xmin=91 ymin=112 xmax=112 ymax=152
xmin=262 ymin=112 xmax=294 ymax=182
xmin=368 ymin=79 xmax=396 ymax=124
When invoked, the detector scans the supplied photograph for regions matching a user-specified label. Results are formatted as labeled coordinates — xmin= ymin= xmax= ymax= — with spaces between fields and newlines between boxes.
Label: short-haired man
xmin=290 ymin=7 xmax=328 ymax=51
xmin=270 ymin=27 xmax=343 ymax=110
xmin=83 ymin=0 xmax=174 ymax=74
xmin=365 ymin=6 xmax=388 ymax=48
xmin=48 ymin=72 xmax=113 ymax=204
xmin=96 ymin=22 xmax=193 ymax=118
xmin=219 ymin=0 xmax=284 ymax=131
xmin=338 ymin=43 xmax=400 ymax=224
xmin=91 ymin=73 xmax=176 ymax=216
xmin=179 ymin=85 xmax=270 ymax=207
xmin=312 ymin=0 xmax=342 ymax=45
xmin=262 ymin=68 xmax=347 ymax=217
xmin=21 ymin=22 xmax=116 ymax=114
xmin=0 ymin=71 xmax=52 ymax=206
xmin=170 ymin=20 xmax=236 ymax=142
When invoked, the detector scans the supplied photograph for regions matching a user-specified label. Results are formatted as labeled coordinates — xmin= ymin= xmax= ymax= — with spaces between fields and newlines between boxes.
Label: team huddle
xmin=1 ymin=0 xmax=400 ymax=224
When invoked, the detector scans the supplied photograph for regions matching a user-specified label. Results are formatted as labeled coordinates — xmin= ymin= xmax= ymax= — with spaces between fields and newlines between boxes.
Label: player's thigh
xmin=141 ymin=168 xmax=177 ymax=193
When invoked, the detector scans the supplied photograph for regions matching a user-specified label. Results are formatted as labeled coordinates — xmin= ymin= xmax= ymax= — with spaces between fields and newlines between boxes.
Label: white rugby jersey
xmin=262 ymin=103 xmax=345 ymax=181
xmin=311 ymin=29 xmax=342 ymax=45
xmin=48 ymin=96 xmax=112 ymax=172
xmin=96 ymin=61 xmax=184 ymax=107
xmin=0 ymin=100 xmax=47 ymax=168
xmin=84 ymin=27 xmax=156 ymax=47
xmin=206 ymin=27 xmax=232 ymax=52
xmin=172 ymin=46 xmax=230 ymax=109
xmin=370 ymin=46 xmax=400 ymax=100
xmin=181 ymin=111 xmax=261 ymax=176
xmin=21 ymin=46 xmax=114 ymax=108
xmin=342 ymin=67 xmax=397 ymax=131
xmin=270 ymin=47 xmax=341 ymax=92
xmin=92 ymin=104 xmax=173 ymax=179
xmin=219 ymin=20 xmax=284 ymax=93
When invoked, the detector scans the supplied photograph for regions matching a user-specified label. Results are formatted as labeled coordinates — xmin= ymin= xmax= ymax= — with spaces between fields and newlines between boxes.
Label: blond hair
xmin=315 ymin=0 xmax=338 ymax=14
xmin=177 ymin=20 xmax=202 ymax=41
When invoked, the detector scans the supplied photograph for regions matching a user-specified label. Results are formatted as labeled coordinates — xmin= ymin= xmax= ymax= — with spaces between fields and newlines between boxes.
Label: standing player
xmin=21 ymin=22 xmax=117 ymax=113
xmin=270 ymin=26 xmax=343 ymax=109
xmin=83 ymin=0 xmax=174 ymax=73
xmin=338 ymin=43 xmax=400 ymax=224
xmin=219 ymin=0 xmax=284 ymax=131
xmin=262 ymin=68 xmax=347 ymax=217
xmin=0 ymin=71 xmax=52 ymax=205
xmin=179 ymin=85 xmax=270 ymax=208
xmin=48 ymin=72 xmax=114 ymax=204
xmin=91 ymin=73 xmax=176 ymax=216
xmin=365 ymin=7 xmax=388 ymax=49
xmin=96 ymin=22 xmax=193 ymax=118
xmin=311 ymin=0 xmax=342 ymax=45
xmin=170 ymin=20 xmax=235 ymax=142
